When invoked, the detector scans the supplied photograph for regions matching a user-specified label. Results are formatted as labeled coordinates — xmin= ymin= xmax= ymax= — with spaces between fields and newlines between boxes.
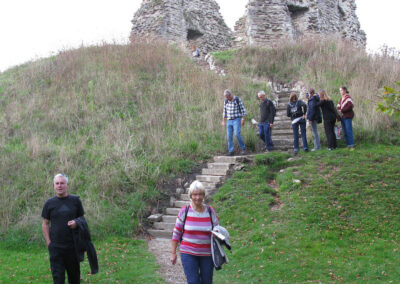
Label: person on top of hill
xmin=42 ymin=174 xmax=86 ymax=284
xmin=337 ymin=86 xmax=355 ymax=149
xmin=316 ymin=90 xmax=338 ymax=150
xmin=287 ymin=92 xmax=309 ymax=155
xmin=257 ymin=90 xmax=276 ymax=152
xmin=192 ymin=45 xmax=200 ymax=57
xmin=221 ymin=89 xmax=247 ymax=156
xmin=171 ymin=180 xmax=219 ymax=284
xmin=306 ymin=88 xmax=322 ymax=151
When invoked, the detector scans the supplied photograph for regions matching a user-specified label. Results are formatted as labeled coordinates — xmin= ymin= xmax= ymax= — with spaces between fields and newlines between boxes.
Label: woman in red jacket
xmin=337 ymin=86 xmax=355 ymax=149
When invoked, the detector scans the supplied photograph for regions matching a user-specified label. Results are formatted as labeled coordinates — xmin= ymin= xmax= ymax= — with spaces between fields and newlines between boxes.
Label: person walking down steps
xmin=171 ymin=181 xmax=219 ymax=284
xmin=221 ymin=89 xmax=247 ymax=156
xmin=257 ymin=90 xmax=276 ymax=152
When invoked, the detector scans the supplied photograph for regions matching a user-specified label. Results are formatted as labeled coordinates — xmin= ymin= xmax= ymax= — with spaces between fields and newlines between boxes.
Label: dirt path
xmin=147 ymin=239 xmax=186 ymax=284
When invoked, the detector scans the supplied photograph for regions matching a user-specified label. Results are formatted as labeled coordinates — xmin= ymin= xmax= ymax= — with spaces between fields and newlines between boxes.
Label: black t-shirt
xmin=41 ymin=195 xmax=84 ymax=248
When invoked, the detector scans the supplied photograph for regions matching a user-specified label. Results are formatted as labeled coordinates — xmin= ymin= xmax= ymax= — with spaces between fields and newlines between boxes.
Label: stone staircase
xmin=147 ymin=155 xmax=251 ymax=239
xmin=271 ymin=91 xmax=296 ymax=151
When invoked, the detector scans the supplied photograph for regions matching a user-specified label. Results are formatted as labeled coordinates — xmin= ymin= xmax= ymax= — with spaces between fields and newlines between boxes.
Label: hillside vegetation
xmin=212 ymin=146 xmax=400 ymax=282
xmin=1 ymin=38 xmax=399 ymax=247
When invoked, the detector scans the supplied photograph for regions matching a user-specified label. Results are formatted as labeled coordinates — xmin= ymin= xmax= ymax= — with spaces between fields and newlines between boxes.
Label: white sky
xmin=0 ymin=0 xmax=399 ymax=72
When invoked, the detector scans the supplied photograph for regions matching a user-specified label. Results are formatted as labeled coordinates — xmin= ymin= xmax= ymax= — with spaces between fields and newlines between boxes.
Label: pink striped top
xmin=172 ymin=205 xmax=219 ymax=256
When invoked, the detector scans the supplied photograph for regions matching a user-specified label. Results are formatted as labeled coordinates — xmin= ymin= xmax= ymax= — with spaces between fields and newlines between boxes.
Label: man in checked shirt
xmin=221 ymin=89 xmax=247 ymax=156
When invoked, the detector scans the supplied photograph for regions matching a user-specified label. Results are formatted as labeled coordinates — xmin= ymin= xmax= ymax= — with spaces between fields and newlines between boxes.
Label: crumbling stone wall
xmin=131 ymin=0 xmax=232 ymax=54
xmin=234 ymin=0 xmax=366 ymax=48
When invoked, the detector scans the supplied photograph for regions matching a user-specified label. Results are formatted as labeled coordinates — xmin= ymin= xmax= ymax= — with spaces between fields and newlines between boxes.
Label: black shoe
xmin=241 ymin=149 xmax=248 ymax=155
xmin=226 ymin=152 xmax=234 ymax=156
xmin=304 ymin=149 xmax=309 ymax=152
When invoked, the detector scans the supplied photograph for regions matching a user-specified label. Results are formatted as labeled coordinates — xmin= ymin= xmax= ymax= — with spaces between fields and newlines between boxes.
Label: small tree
xmin=377 ymin=82 xmax=400 ymax=118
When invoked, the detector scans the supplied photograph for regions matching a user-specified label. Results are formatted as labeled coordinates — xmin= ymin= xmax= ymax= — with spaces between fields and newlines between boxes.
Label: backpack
xmin=290 ymin=101 xmax=303 ymax=117
xmin=180 ymin=205 xmax=214 ymax=242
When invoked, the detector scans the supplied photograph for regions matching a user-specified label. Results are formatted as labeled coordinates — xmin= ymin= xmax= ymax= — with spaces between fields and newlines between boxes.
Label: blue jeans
xmin=258 ymin=122 xmax=273 ymax=151
xmin=227 ymin=118 xmax=246 ymax=153
xmin=311 ymin=120 xmax=321 ymax=150
xmin=341 ymin=118 xmax=354 ymax=147
xmin=181 ymin=253 xmax=214 ymax=284
xmin=292 ymin=119 xmax=308 ymax=153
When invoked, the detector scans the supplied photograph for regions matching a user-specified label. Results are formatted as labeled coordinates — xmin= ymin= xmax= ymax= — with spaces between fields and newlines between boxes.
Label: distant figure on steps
xmin=257 ymin=90 xmax=276 ymax=152
xmin=316 ymin=90 xmax=338 ymax=150
xmin=306 ymin=88 xmax=322 ymax=151
xmin=192 ymin=45 xmax=200 ymax=57
xmin=221 ymin=89 xmax=247 ymax=156
xmin=287 ymin=92 xmax=309 ymax=155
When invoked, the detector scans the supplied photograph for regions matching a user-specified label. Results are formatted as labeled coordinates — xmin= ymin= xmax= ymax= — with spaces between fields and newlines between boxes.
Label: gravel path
xmin=147 ymin=238 xmax=187 ymax=284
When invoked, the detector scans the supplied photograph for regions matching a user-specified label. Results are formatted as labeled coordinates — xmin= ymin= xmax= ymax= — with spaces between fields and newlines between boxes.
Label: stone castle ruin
xmin=130 ymin=0 xmax=232 ymax=54
xmin=131 ymin=0 xmax=366 ymax=54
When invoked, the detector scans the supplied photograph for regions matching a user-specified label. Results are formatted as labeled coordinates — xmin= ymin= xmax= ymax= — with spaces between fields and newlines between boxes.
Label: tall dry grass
xmin=0 ymin=40 xmax=247 ymax=244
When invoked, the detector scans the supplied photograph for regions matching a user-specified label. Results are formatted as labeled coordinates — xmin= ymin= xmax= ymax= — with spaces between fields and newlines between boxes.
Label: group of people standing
xmin=220 ymin=86 xmax=355 ymax=156
xmin=287 ymin=86 xmax=355 ymax=154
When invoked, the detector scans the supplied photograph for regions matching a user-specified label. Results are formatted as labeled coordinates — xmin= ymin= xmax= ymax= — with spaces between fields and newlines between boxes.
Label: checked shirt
xmin=223 ymin=96 xmax=246 ymax=119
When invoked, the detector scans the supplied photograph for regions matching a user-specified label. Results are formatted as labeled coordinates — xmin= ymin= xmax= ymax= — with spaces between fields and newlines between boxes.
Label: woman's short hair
xmin=308 ymin=88 xmax=315 ymax=95
xmin=188 ymin=180 xmax=206 ymax=199
xmin=289 ymin=92 xmax=298 ymax=102
xmin=319 ymin=90 xmax=332 ymax=101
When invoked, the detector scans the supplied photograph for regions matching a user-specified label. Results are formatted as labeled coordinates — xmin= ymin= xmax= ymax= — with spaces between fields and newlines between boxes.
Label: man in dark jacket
xmin=42 ymin=174 xmax=85 ymax=284
xmin=257 ymin=91 xmax=276 ymax=152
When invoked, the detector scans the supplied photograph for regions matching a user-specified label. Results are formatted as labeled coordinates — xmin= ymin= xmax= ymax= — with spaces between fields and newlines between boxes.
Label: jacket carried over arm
xmin=73 ymin=216 xmax=99 ymax=274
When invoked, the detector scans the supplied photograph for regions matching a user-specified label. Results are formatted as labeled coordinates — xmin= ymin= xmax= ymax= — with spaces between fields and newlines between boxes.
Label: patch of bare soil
xmin=147 ymin=239 xmax=187 ymax=284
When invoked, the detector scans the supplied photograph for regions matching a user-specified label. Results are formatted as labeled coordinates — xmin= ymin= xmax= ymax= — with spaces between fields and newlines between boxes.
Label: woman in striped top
xmin=171 ymin=180 xmax=218 ymax=284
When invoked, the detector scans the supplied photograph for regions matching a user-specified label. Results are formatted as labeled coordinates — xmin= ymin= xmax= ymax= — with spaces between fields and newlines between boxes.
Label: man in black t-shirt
xmin=42 ymin=174 xmax=84 ymax=284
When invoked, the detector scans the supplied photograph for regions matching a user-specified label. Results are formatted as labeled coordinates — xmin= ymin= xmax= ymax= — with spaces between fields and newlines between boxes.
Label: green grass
xmin=0 ymin=237 xmax=164 ymax=283
xmin=212 ymin=145 xmax=400 ymax=282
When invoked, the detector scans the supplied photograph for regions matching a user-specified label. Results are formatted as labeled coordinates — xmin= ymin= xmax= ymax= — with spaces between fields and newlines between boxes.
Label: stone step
xmin=174 ymin=200 xmax=190 ymax=208
xmin=207 ymin=162 xmax=232 ymax=170
xmin=196 ymin=175 xmax=223 ymax=183
xmin=272 ymin=129 xmax=293 ymax=135
xmin=148 ymin=229 xmax=172 ymax=239
xmin=180 ymin=194 xmax=190 ymax=201
xmin=166 ymin=207 xmax=181 ymax=215
xmin=162 ymin=215 xmax=177 ymax=223
xmin=213 ymin=156 xmax=245 ymax=163
xmin=154 ymin=222 xmax=175 ymax=231
xmin=201 ymin=168 xmax=229 ymax=176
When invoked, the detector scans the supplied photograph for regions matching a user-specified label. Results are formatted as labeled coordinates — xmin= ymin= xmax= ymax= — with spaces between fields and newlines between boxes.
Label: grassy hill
xmin=0 ymin=37 xmax=399 ymax=282
xmin=1 ymin=38 xmax=399 ymax=244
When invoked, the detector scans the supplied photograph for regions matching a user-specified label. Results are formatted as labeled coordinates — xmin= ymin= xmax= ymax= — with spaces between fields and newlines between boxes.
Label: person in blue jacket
xmin=306 ymin=88 xmax=322 ymax=151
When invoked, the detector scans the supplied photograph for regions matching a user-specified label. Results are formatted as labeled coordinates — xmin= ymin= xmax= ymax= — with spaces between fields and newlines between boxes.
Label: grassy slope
xmin=212 ymin=146 xmax=399 ymax=282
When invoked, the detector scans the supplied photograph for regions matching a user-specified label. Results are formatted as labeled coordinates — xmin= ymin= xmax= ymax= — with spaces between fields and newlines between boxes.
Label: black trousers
xmin=49 ymin=245 xmax=80 ymax=284
xmin=324 ymin=119 xmax=337 ymax=149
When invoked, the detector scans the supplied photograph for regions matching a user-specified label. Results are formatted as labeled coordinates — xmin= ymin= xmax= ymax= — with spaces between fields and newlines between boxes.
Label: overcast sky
xmin=1 ymin=0 xmax=399 ymax=72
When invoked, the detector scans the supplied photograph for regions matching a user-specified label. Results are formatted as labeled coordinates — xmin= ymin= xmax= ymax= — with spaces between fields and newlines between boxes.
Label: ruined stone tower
xmin=130 ymin=0 xmax=232 ymax=54
xmin=233 ymin=0 xmax=366 ymax=48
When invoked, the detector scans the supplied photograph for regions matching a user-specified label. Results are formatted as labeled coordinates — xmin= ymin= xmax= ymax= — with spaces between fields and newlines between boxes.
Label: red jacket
xmin=337 ymin=94 xmax=354 ymax=119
